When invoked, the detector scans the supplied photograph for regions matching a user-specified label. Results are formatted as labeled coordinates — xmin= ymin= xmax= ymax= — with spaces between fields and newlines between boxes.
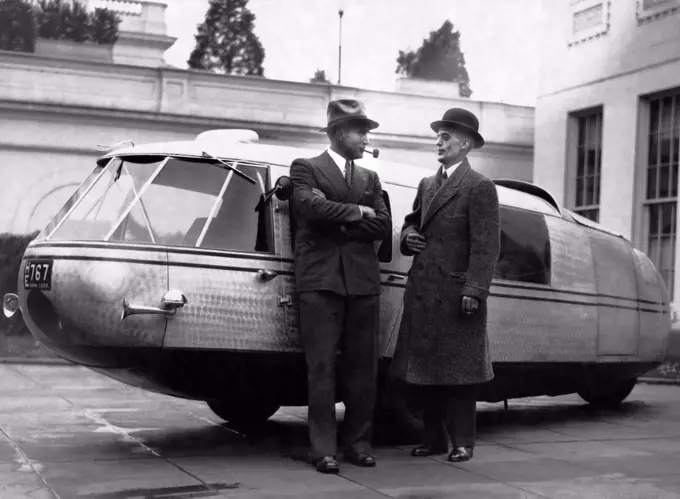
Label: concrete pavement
xmin=1 ymin=364 xmax=680 ymax=498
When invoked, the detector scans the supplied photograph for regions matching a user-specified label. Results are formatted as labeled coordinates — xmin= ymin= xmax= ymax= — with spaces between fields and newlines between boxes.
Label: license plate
xmin=24 ymin=259 xmax=53 ymax=290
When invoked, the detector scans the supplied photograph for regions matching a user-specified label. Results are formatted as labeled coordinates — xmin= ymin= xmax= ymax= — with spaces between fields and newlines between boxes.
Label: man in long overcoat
xmin=389 ymin=107 xmax=501 ymax=462
xmin=289 ymin=99 xmax=392 ymax=474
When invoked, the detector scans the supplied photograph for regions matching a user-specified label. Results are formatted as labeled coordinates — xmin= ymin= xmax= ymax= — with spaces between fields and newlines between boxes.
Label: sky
xmin=162 ymin=0 xmax=544 ymax=107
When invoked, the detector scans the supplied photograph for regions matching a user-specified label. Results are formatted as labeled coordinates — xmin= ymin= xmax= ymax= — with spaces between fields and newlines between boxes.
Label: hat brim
xmin=430 ymin=120 xmax=485 ymax=148
xmin=319 ymin=116 xmax=380 ymax=133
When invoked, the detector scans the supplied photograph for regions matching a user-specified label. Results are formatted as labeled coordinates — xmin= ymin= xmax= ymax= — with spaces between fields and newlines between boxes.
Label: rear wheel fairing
xmin=633 ymin=248 xmax=673 ymax=360
xmin=18 ymin=243 xmax=169 ymax=364
xmin=486 ymin=214 xmax=598 ymax=363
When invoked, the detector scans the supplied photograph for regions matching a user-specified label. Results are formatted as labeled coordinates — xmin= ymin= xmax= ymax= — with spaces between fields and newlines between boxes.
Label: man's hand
xmin=359 ymin=206 xmax=377 ymax=219
xmin=462 ymin=295 xmax=479 ymax=315
xmin=404 ymin=232 xmax=427 ymax=253
xmin=311 ymin=188 xmax=326 ymax=199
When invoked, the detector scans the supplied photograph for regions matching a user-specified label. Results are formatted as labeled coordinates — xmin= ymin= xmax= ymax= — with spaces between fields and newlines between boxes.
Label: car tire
xmin=577 ymin=377 xmax=637 ymax=408
xmin=207 ymin=398 xmax=281 ymax=426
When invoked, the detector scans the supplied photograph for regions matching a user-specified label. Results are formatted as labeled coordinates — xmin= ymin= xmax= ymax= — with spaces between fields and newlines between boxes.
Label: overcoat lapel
xmin=421 ymin=160 xmax=471 ymax=231
xmin=316 ymin=151 xmax=349 ymax=200
xmin=346 ymin=164 xmax=368 ymax=204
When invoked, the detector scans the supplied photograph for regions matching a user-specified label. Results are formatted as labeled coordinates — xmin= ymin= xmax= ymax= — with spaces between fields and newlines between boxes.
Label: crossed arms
xmin=289 ymin=159 xmax=391 ymax=241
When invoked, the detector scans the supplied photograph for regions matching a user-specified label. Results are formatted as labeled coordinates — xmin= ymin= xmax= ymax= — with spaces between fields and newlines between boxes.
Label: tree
xmin=0 ymin=0 xmax=120 ymax=53
xmin=188 ymin=0 xmax=265 ymax=76
xmin=310 ymin=69 xmax=331 ymax=84
xmin=395 ymin=20 xmax=472 ymax=98
xmin=0 ymin=0 xmax=37 ymax=52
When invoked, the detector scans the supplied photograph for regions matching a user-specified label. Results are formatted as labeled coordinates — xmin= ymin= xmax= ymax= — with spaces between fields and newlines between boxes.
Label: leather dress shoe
xmin=411 ymin=444 xmax=448 ymax=457
xmin=448 ymin=446 xmax=474 ymax=462
xmin=315 ymin=456 xmax=340 ymax=473
xmin=345 ymin=451 xmax=376 ymax=467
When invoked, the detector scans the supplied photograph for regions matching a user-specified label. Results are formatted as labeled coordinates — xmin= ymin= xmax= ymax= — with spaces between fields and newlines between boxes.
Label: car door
xmin=127 ymin=156 xmax=286 ymax=353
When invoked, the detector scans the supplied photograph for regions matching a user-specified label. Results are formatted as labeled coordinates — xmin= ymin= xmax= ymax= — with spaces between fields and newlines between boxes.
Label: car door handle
xmin=257 ymin=269 xmax=279 ymax=281
xmin=387 ymin=274 xmax=405 ymax=282
xmin=121 ymin=289 xmax=187 ymax=321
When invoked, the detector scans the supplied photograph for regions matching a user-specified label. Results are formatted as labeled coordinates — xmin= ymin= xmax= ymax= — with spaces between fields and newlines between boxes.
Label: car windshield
xmin=48 ymin=156 xmax=274 ymax=254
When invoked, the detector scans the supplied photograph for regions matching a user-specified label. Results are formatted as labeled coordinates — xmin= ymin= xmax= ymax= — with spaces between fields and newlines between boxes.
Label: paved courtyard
xmin=1 ymin=363 xmax=680 ymax=498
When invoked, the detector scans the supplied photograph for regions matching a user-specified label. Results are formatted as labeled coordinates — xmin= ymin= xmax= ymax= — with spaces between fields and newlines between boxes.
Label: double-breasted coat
xmin=389 ymin=159 xmax=501 ymax=386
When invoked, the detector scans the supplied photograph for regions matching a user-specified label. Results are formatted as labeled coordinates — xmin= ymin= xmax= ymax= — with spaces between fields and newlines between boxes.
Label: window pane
xmin=574 ymin=208 xmax=599 ymax=222
xmin=647 ymin=201 xmax=678 ymax=301
xmin=661 ymin=202 xmax=675 ymax=235
xmin=199 ymin=165 xmax=273 ymax=253
xmin=659 ymin=236 xmax=675 ymax=270
xmin=577 ymin=148 xmax=585 ymax=177
xmin=647 ymin=166 xmax=658 ymax=200
xmin=662 ymin=97 xmax=673 ymax=130
xmin=574 ymin=111 xmax=602 ymax=213
xmin=109 ymin=202 xmax=155 ymax=244
xmin=50 ymin=159 xmax=164 ymax=241
xmin=650 ymin=99 xmax=660 ymax=133
xmin=659 ymin=165 xmax=670 ymax=198
xmin=660 ymin=133 xmax=672 ymax=165
xmin=578 ymin=117 xmax=587 ymax=145
xmin=649 ymin=204 xmax=660 ymax=236
xmin=43 ymin=161 xmax=110 ymax=239
xmin=120 ymin=159 xmax=229 ymax=246
xmin=494 ymin=208 xmax=551 ymax=285
xmin=120 ymin=158 xmax=274 ymax=253
xmin=586 ymin=149 xmax=597 ymax=176
xmin=585 ymin=175 xmax=596 ymax=206
xmin=649 ymin=133 xmax=658 ymax=165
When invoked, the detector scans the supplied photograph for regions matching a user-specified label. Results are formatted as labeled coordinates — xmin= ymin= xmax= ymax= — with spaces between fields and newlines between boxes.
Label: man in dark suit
xmin=289 ymin=99 xmax=392 ymax=474
xmin=389 ymin=108 xmax=501 ymax=463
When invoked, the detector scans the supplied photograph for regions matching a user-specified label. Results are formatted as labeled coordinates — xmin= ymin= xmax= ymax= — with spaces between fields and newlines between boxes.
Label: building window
xmin=636 ymin=0 xmax=680 ymax=24
xmin=568 ymin=0 xmax=611 ymax=46
xmin=645 ymin=94 xmax=680 ymax=300
xmin=573 ymin=109 xmax=603 ymax=222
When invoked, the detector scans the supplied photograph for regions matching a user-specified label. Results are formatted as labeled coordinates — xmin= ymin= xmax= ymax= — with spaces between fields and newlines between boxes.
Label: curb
xmin=638 ymin=377 xmax=680 ymax=386
xmin=0 ymin=357 xmax=71 ymax=365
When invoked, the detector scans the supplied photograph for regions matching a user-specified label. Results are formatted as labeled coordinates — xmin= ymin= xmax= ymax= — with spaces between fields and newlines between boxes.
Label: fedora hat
xmin=318 ymin=99 xmax=379 ymax=132
xmin=430 ymin=108 xmax=484 ymax=148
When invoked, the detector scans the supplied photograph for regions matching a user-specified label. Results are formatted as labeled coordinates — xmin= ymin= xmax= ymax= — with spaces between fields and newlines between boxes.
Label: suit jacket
xmin=289 ymin=151 xmax=392 ymax=296
xmin=389 ymin=159 xmax=501 ymax=385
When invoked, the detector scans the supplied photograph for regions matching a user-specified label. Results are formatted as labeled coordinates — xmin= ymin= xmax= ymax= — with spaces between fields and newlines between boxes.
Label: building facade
xmin=534 ymin=0 xmax=680 ymax=311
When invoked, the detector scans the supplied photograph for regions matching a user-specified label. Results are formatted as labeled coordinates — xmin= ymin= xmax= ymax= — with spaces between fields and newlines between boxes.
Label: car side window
xmin=495 ymin=207 xmax=551 ymax=285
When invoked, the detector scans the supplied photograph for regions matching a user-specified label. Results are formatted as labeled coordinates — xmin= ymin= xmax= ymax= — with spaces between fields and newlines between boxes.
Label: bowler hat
xmin=318 ymin=99 xmax=379 ymax=132
xmin=430 ymin=108 xmax=484 ymax=148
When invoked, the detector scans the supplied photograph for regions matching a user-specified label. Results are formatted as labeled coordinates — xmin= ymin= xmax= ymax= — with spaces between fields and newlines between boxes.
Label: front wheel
xmin=207 ymin=397 xmax=281 ymax=426
xmin=577 ymin=377 xmax=637 ymax=408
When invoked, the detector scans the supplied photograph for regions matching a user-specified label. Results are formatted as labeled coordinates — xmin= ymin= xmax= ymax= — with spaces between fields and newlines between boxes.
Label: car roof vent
xmin=195 ymin=129 xmax=260 ymax=144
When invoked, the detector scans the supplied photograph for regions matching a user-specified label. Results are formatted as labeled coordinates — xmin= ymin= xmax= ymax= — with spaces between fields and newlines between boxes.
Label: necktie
xmin=442 ymin=168 xmax=448 ymax=180
xmin=344 ymin=159 xmax=353 ymax=186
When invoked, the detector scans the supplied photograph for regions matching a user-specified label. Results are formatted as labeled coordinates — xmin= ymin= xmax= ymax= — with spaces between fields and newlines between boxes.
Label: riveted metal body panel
xmin=19 ymin=243 xmax=168 ymax=348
